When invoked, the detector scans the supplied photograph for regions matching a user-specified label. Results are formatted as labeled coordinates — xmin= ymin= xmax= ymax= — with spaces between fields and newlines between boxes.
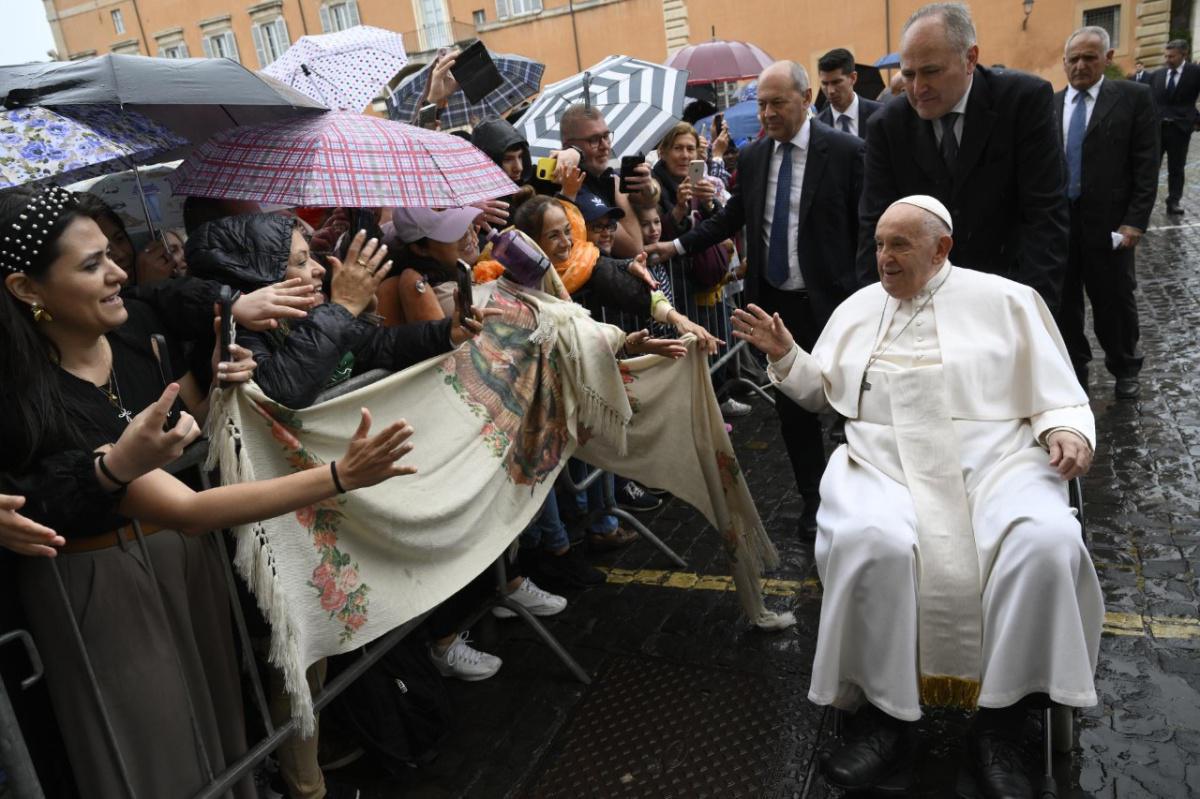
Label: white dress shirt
xmin=763 ymin=121 xmax=810 ymax=290
xmin=834 ymin=93 xmax=861 ymax=137
xmin=1062 ymin=76 xmax=1103 ymax=143
xmin=674 ymin=121 xmax=809 ymax=290
xmin=932 ymin=77 xmax=973 ymax=147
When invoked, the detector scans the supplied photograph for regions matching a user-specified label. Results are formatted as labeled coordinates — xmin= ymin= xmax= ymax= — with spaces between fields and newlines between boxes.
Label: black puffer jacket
xmin=187 ymin=213 xmax=454 ymax=409
xmin=471 ymin=119 xmax=532 ymax=184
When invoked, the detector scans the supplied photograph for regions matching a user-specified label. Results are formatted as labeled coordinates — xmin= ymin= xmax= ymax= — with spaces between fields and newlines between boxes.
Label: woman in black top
xmin=0 ymin=186 xmax=418 ymax=799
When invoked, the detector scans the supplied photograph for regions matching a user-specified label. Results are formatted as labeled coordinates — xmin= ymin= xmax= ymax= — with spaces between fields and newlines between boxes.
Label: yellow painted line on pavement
xmin=601 ymin=568 xmax=1200 ymax=639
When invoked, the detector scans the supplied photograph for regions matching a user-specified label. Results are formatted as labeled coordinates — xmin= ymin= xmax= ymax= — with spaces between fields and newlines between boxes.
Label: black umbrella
xmin=0 ymin=54 xmax=326 ymax=148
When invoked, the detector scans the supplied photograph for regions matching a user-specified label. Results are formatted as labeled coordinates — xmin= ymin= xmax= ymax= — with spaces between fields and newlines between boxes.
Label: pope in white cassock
xmin=733 ymin=195 xmax=1104 ymax=798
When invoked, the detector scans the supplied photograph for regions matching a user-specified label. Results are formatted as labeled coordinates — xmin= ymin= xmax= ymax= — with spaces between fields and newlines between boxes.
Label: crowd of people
xmin=0 ymin=0 xmax=1183 ymax=796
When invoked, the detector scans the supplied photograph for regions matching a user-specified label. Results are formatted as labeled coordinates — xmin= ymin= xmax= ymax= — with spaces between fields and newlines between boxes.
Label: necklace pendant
xmin=118 ymin=408 xmax=133 ymax=423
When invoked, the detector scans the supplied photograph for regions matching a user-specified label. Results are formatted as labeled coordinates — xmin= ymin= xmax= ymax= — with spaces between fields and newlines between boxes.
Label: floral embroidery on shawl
xmin=252 ymin=401 xmax=371 ymax=643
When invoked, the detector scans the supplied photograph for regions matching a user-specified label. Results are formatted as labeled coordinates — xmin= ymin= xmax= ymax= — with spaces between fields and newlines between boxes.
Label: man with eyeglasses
xmin=551 ymin=104 xmax=656 ymax=257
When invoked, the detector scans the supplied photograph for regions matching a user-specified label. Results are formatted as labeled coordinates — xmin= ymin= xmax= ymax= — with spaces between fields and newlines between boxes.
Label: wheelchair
xmin=806 ymin=477 xmax=1086 ymax=798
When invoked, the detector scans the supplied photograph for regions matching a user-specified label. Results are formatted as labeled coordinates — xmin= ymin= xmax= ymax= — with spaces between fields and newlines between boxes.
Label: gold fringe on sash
xmin=919 ymin=674 xmax=982 ymax=710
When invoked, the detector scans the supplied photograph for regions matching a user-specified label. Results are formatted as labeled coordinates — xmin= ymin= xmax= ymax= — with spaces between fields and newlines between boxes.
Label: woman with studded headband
xmin=0 ymin=185 xmax=422 ymax=798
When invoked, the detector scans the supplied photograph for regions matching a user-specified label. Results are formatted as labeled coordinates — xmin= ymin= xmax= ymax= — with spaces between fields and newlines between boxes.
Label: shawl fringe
xmin=919 ymin=675 xmax=982 ymax=710
xmin=206 ymin=389 xmax=316 ymax=734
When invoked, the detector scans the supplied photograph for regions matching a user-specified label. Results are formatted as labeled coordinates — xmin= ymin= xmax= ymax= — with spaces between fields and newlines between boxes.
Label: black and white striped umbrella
xmin=517 ymin=56 xmax=690 ymax=159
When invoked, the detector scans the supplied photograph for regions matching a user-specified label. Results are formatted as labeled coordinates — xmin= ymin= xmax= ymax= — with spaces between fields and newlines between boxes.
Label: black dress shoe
xmin=1167 ymin=203 xmax=1184 ymax=215
xmin=972 ymin=730 xmax=1033 ymax=799
xmin=1114 ymin=378 xmax=1141 ymax=400
xmin=822 ymin=712 xmax=910 ymax=790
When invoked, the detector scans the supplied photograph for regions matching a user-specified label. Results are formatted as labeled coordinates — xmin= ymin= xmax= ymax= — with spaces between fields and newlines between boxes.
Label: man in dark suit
xmin=645 ymin=60 xmax=864 ymax=535
xmin=1057 ymin=27 xmax=1158 ymax=400
xmin=1150 ymin=39 xmax=1200 ymax=214
xmin=1128 ymin=60 xmax=1152 ymax=84
xmin=857 ymin=3 xmax=1070 ymax=312
xmin=816 ymin=48 xmax=884 ymax=139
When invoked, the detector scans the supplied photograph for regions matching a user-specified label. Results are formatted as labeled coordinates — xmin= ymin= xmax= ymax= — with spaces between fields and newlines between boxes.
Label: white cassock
xmin=770 ymin=262 xmax=1104 ymax=721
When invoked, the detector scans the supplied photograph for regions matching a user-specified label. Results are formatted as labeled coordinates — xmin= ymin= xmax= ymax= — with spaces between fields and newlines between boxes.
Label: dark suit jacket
xmin=678 ymin=121 xmax=864 ymax=324
xmin=857 ymin=65 xmax=1069 ymax=310
xmin=1055 ymin=79 xmax=1159 ymax=251
xmin=816 ymin=96 xmax=884 ymax=139
xmin=1129 ymin=70 xmax=1153 ymax=85
xmin=1150 ymin=62 xmax=1200 ymax=132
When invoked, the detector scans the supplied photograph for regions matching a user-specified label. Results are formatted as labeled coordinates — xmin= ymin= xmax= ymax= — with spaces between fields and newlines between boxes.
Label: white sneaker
xmin=428 ymin=632 xmax=502 ymax=681
xmin=720 ymin=397 xmax=752 ymax=418
xmin=492 ymin=578 xmax=568 ymax=619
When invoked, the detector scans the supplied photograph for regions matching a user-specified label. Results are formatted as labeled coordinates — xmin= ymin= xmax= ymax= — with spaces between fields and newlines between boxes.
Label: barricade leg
xmin=0 ymin=630 xmax=45 ymax=799
xmin=490 ymin=559 xmax=591 ymax=685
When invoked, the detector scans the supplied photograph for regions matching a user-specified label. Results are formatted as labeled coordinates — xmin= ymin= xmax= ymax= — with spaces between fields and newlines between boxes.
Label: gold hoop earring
xmin=30 ymin=303 xmax=52 ymax=323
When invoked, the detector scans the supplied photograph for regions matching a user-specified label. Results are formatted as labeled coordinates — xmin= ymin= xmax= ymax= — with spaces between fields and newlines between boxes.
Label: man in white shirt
xmin=815 ymin=48 xmax=883 ymax=140
xmin=857 ymin=2 xmax=1069 ymax=312
xmin=733 ymin=195 xmax=1102 ymax=797
xmin=644 ymin=60 xmax=864 ymax=535
xmin=1151 ymin=39 xmax=1200 ymax=214
xmin=1056 ymin=26 xmax=1158 ymax=399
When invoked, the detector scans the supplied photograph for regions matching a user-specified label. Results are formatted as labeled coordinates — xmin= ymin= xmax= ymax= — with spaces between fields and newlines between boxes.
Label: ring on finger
xmin=355 ymin=258 xmax=369 ymax=267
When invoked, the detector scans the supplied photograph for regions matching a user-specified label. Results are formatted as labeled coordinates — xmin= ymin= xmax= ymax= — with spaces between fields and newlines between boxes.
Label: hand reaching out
xmin=731 ymin=304 xmax=795 ymax=361
xmin=329 ymin=230 xmax=392 ymax=317
xmin=0 ymin=494 xmax=64 ymax=557
xmin=624 ymin=330 xmax=688 ymax=359
xmin=627 ymin=252 xmax=659 ymax=289
xmin=335 ymin=409 xmax=418 ymax=491
xmin=233 ymin=278 xmax=318 ymax=331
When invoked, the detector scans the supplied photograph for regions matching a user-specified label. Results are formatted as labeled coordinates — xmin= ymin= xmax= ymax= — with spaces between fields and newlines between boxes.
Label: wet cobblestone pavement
xmin=344 ymin=178 xmax=1200 ymax=798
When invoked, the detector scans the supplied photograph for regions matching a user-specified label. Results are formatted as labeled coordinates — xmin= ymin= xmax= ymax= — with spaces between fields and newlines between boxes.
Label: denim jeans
xmin=519 ymin=491 xmax=571 ymax=552
xmin=568 ymin=459 xmax=618 ymax=534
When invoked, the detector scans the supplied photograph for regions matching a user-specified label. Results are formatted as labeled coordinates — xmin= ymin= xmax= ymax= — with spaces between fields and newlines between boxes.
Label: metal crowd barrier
xmin=0 ymin=257 xmax=774 ymax=798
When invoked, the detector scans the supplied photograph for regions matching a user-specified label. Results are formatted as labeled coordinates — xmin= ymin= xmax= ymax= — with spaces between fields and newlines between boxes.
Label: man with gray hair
xmin=1056 ymin=26 xmax=1158 ymax=398
xmin=857 ymin=2 xmax=1070 ymax=314
xmin=734 ymin=195 xmax=1101 ymax=797
xmin=1150 ymin=39 xmax=1200 ymax=214
xmin=645 ymin=59 xmax=864 ymax=535
xmin=545 ymin=103 xmax=656 ymax=256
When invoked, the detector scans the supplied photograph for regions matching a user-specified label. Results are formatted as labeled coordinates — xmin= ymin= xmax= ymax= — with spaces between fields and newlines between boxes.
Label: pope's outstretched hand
xmin=731 ymin=304 xmax=795 ymax=361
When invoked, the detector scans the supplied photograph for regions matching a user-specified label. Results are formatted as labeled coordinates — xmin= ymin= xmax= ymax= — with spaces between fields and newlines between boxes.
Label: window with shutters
xmin=414 ymin=0 xmax=452 ymax=49
xmin=321 ymin=1 xmax=362 ymax=32
xmin=203 ymin=31 xmax=240 ymax=61
xmin=473 ymin=9 xmax=485 ymax=26
xmin=495 ymin=0 xmax=541 ymax=19
xmin=1082 ymin=5 xmax=1120 ymax=49
xmin=252 ymin=17 xmax=291 ymax=66
xmin=111 ymin=9 xmax=125 ymax=35
xmin=160 ymin=44 xmax=189 ymax=59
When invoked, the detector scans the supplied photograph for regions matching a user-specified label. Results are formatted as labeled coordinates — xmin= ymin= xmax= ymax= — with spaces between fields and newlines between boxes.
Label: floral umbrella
xmin=0 ymin=105 xmax=187 ymax=189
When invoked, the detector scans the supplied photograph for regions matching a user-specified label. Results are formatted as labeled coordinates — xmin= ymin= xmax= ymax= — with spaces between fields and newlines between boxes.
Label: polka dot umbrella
xmin=262 ymin=25 xmax=408 ymax=113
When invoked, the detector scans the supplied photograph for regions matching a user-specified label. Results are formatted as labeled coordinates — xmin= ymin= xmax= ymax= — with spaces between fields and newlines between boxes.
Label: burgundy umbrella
xmin=666 ymin=39 xmax=774 ymax=85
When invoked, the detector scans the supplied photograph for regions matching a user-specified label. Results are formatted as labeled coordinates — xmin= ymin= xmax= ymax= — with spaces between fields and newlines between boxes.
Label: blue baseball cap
xmin=575 ymin=188 xmax=625 ymax=224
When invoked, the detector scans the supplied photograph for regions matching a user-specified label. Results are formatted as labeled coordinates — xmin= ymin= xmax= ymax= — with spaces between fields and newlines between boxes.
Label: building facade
xmin=39 ymin=0 xmax=1169 ymax=99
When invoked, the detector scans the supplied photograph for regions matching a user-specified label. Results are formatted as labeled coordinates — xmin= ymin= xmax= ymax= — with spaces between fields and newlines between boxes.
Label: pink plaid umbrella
xmin=168 ymin=111 xmax=517 ymax=207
